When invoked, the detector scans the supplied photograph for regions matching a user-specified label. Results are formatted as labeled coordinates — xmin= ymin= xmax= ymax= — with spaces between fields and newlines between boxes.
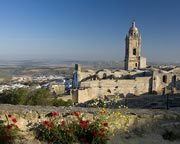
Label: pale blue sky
xmin=0 ymin=0 xmax=179 ymax=63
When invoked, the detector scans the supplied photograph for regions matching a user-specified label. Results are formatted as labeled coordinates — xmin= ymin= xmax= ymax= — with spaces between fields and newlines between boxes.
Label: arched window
xmin=103 ymin=73 xmax=107 ymax=79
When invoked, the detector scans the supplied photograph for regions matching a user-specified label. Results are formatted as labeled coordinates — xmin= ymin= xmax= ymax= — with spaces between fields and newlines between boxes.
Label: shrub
xmin=30 ymin=88 xmax=53 ymax=106
xmin=52 ymin=99 xmax=73 ymax=107
xmin=3 ymin=88 xmax=32 ymax=105
xmin=0 ymin=114 xmax=20 ymax=144
xmin=36 ymin=111 xmax=111 ymax=144
xmin=162 ymin=130 xmax=180 ymax=141
xmin=2 ymin=88 xmax=72 ymax=107
xmin=91 ymin=96 xmax=129 ymax=135
xmin=2 ymin=88 xmax=53 ymax=106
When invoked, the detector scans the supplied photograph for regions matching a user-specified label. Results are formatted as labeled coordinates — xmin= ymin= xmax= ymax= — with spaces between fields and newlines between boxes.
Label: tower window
xmin=162 ymin=75 xmax=167 ymax=83
xmin=135 ymin=63 xmax=138 ymax=67
xmin=133 ymin=48 xmax=136 ymax=55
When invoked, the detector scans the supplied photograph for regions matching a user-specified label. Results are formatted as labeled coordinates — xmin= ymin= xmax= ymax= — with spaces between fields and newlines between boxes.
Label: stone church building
xmin=72 ymin=21 xmax=180 ymax=103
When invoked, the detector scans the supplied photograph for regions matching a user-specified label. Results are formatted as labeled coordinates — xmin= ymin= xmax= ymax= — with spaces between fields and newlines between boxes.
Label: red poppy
xmin=80 ymin=119 xmax=83 ymax=123
xmin=12 ymin=118 xmax=17 ymax=123
xmin=50 ymin=122 xmax=53 ymax=125
xmin=68 ymin=129 xmax=71 ymax=133
xmin=43 ymin=121 xmax=49 ymax=126
xmin=8 ymin=114 xmax=11 ymax=118
xmin=15 ymin=125 xmax=19 ymax=129
xmin=104 ymin=122 xmax=108 ymax=127
xmin=101 ymin=128 xmax=105 ymax=132
xmin=52 ymin=112 xmax=58 ymax=116
xmin=48 ymin=126 xmax=51 ymax=130
xmin=86 ymin=120 xmax=90 ymax=124
xmin=74 ymin=112 xmax=79 ymax=117
xmin=4 ymin=135 xmax=11 ymax=141
xmin=61 ymin=122 xmax=65 ymax=126
xmin=101 ymin=133 xmax=105 ymax=138
xmin=81 ymin=123 xmax=86 ymax=128
xmin=94 ymin=131 xmax=98 ymax=136
xmin=6 ymin=125 xmax=12 ymax=130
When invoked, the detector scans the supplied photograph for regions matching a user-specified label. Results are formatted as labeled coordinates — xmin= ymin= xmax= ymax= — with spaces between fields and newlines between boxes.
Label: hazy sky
xmin=0 ymin=0 xmax=179 ymax=63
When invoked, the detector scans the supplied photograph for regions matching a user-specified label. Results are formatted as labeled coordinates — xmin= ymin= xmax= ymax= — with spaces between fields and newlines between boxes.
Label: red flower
xmin=101 ymin=133 xmax=105 ymax=138
xmin=6 ymin=125 xmax=12 ymax=130
xmin=68 ymin=129 xmax=71 ymax=133
xmin=15 ymin=125 xmax=19 ymax=129
xmin=94 ymin=131 xmax=98 ymax=136
xmin=4 ymin=135 xmax=11 ymax=141
xmin=43 ymin=121 xmax=49 ymax=126
xmin=52 ymin=112 xmax=58 ymax=116
xmin=12 ymin=118 xmax=17 ymax=123
xmin=8 ymin=114 xmax=11 ymax=117
xmin=74 ymin=112 xmax=79 ymax=117
xmin=80 ymin=119 xmax=83 ymax=123
xmin=48 ymin=126 xmax=51 ymax=130
xmin=81 ymin=123 xmax=86 ymax=128
xmin=104 ymin=122 xmax=108 ymax=127
xmin=61 ymin=122 xmax=65 ymax=126
xmin=50 ymin=122 xmax=53 ymax=125
xmin=86 ymin=120 xmax=90 ymax=124
xmin=101 ymin=128 xmax=105 ymax=132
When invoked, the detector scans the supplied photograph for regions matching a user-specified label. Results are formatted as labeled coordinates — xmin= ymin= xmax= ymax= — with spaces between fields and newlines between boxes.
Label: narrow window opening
xmin=173 ymin=75 xmax=176 ymax=87
xmin=163 ymin=75 xmax=167 ymax=83
xmin=133 ymin=48 xmax=136 ymax=55
xmin=135 ymin=63 xmax=138 ymax=67
xmin=107 ymin=89 xmax=111 ymax=93
xmin=103 ymin=73 xmax=107 ymax=79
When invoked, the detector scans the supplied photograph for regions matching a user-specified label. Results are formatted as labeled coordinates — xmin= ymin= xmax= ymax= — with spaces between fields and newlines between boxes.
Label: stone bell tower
xmin=124 ymin=20 xmax=146 ymax=70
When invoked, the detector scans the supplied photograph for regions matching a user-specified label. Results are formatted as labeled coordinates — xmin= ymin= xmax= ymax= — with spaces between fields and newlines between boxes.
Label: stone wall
xmin=49 ymin=84 xmax=65 ymax=95
xmin=152 ymin=70 xmax=178 ymax=95
xmin=72 ymin=88 xmax=95 ymax=103
xmin=0 ymin=104 xmax=180 ymax=144
xmin=80 ymin=76 xmax=151 ymax=97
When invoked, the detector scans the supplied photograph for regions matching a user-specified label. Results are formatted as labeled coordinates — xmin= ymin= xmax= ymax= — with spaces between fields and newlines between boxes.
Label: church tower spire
xmin=124 ymin=21 xmax=146 ymax=70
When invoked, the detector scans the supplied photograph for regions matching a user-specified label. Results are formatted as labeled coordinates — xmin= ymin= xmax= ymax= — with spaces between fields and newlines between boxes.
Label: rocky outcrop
xmin=0 ymin=104 xmax=180 ymax=144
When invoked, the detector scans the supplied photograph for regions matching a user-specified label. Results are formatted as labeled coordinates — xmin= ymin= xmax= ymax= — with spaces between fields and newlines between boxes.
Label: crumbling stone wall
xmin=80 ymin=76 xmax=151 ymax=97
xmin=49 ymin=84 xmax=65 ymax=95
